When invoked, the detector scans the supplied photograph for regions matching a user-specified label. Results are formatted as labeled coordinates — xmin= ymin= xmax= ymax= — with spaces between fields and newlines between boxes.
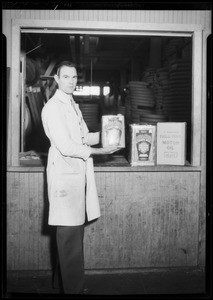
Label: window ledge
xmin=7 ymin=156 xmax=202 ymax=173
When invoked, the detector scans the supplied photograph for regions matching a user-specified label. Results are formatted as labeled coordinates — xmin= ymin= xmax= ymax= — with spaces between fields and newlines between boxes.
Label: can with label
xmin=129 ymin=124 xmax=156 ymax=166
xmin=101 ymin=114 xmax=125 ymax=148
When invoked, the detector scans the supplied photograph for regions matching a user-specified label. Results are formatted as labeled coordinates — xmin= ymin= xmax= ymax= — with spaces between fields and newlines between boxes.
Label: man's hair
xmin=56 ymin=61 xmax=77 ymax=77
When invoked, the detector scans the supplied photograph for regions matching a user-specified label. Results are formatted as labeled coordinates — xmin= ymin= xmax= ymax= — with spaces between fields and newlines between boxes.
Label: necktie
xmin=70 ymin=96 xmax=78 ymax=115
xmin=70 ymin=96 xmax=86 ymax=145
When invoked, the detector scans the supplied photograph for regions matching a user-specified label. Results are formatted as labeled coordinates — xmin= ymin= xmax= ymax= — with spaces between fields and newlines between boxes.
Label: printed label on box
xmin=129 ymin=124 xmax=156 ymax=166
xmin=136 ymin=129 xmax=152 ymax=161
xmin=157 ymin=122 xmax=186 ymax=165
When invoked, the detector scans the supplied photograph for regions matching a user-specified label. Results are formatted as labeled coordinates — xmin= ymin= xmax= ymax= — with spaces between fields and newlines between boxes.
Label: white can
xmin=101 ymin=114 xmax=125 ymax=148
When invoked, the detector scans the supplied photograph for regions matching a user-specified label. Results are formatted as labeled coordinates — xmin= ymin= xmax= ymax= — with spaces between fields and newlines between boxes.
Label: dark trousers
xmin=54 ymin=225 xmax=85 ymax=294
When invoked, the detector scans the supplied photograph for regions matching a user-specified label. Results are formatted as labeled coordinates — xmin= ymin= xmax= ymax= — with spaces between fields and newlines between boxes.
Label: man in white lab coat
xmin=41 ymin=61 xmax=119 ymax=294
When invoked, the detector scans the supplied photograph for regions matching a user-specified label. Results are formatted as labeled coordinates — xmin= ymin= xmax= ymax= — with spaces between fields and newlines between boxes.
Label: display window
xmin=8 ymin=21 xmax=203 ymax=168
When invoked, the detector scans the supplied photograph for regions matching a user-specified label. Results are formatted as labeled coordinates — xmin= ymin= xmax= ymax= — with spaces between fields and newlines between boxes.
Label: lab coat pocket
xmin=55 ymin=172 xmax=85 ymax=211
xmin=55 ymin=155 xmax=80 ymax=174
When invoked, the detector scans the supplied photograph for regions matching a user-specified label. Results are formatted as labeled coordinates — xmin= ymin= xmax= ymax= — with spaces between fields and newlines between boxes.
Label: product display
xmin=101 ymin=114 xmax=125 ymax=148
xmin=157 ymin=122 xmax=186 ymax=165
xmin=129 ymin=124 xmax=156 ymax=166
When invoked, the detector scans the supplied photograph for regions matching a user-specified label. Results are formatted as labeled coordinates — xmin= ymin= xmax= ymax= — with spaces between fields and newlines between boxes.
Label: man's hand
xmin=90 ymin=146 xmax=120 ymax=156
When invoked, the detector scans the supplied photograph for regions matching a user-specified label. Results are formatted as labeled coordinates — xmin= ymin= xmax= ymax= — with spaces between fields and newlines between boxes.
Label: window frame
xmin=9 ymin=19 xmax=203 ymax=167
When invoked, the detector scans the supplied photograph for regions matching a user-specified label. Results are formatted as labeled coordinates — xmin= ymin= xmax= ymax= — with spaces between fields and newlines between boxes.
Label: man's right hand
xmin=90 ymin=146 xmax=120 ymax=156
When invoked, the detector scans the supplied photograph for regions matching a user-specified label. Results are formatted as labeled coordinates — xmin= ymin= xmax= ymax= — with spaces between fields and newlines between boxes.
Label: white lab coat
xmin=41 ymin=89 xmax=101 ymax=226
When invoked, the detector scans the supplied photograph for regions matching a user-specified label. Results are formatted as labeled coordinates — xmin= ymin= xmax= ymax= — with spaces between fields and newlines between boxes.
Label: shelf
xmin=7 ymin=155 xmax=202 ymax=173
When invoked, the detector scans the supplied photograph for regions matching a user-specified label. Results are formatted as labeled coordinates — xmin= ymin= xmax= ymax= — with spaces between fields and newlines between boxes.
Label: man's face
xmin=54 ymin=66 xmax=78 ymax=94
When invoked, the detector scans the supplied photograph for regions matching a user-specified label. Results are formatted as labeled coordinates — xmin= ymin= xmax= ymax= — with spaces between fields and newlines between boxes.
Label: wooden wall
xmin=7 ymin=171 xmax=200 ymax=270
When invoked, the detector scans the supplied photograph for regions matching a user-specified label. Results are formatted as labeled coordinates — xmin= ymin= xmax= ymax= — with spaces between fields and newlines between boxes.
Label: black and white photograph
xmin=2 ymin=2 xmax=212 ymax=298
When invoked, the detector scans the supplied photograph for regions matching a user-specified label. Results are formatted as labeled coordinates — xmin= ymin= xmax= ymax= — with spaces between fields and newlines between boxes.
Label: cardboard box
xmin=129 ymin=124 xmax=156 ymax=166
xmin=101 ymin=114 xmax=125 ymax=148
xmin=157 ymin=122 xmax=186 ymax=165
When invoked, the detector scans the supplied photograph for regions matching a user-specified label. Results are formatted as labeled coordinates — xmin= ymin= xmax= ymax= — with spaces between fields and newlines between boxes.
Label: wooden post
xmin=20 ymin=54 xmax=26 ymax=152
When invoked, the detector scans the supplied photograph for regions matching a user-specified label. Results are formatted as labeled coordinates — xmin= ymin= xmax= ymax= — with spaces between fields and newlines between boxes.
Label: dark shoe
xmin=81 ymin=288 xmax=89 ymax=295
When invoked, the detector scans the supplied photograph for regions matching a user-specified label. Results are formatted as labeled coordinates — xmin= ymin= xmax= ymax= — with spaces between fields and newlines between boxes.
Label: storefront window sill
xmin=7 ymin=155 xmax=202 ymax=173
xmin=94 ymin=156 xmax=202 ymax=172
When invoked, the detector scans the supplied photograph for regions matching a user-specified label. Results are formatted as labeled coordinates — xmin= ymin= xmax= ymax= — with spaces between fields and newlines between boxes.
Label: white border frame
xmin=11 ymin=20 xmax=203 ymax=166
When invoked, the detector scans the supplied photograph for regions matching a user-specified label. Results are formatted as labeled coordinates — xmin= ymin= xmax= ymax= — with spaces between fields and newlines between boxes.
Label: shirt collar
xmin=55 ymin=89 xmax=74 ymax=104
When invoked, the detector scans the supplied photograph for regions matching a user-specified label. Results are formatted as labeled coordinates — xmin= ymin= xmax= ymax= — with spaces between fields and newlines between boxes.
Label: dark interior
xmin=20 ymin=33 xmax=192 ymax=164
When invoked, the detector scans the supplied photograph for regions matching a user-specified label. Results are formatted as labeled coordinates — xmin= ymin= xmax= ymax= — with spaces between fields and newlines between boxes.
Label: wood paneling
xmin=84 ymin=172 xmax=200 ymax=268
xmin=3 ymin=10 xmax=211 ymax=29
xmin=7 ymin=172 xmax=52 ymax=270
xmin=7 ymin=171 xmax=200 ymax=270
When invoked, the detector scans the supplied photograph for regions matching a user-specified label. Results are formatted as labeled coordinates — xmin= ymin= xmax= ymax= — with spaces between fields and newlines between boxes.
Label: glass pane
xmin=20 ymin=32 xmax=192 ymax=164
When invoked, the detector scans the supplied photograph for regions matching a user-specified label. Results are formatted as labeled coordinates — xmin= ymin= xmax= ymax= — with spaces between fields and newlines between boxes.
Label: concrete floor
xmin=5 ymin=268 xmax=206 ymax=297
